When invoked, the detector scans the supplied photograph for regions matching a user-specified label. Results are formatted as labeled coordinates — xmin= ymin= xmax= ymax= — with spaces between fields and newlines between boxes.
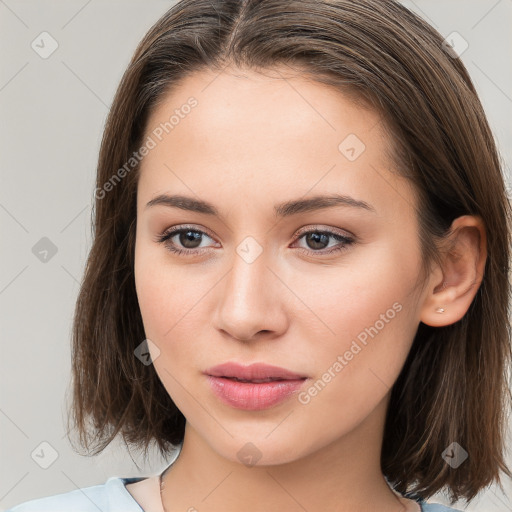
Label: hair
xmin=66 ymin=0 xmax=512 ymax=505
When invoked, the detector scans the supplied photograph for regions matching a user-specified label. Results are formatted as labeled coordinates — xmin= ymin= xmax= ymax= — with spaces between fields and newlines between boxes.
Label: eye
xmin=292 ymin=227 xmax=355 ymax=256
xmin=155 ymin=225 xmax=217 ymax=256
xmin=155 ymin=225 xmax=355 ymax=257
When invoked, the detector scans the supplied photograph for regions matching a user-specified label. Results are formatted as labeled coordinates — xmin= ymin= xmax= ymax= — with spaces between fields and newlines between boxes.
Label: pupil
xmin=180 ymin=230 xmax=202 ymax=248
xmin=307 ymin=232 xmax=328 ymax=250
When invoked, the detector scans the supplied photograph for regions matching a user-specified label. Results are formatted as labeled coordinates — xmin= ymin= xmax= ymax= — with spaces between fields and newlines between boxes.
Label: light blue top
xmin=4 ymin=476 xmax=463 ymax=511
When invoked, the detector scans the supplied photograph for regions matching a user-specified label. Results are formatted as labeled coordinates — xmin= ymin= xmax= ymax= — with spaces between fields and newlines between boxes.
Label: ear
xmin=420 ymin=215 xmax=487 ymax=327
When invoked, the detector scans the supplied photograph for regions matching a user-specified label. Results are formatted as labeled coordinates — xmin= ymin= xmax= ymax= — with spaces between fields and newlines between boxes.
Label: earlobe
xmin=420 ymin=215 xmax=487 ymax=328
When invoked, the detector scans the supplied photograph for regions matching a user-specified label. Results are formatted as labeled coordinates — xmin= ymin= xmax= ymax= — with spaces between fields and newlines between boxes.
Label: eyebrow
xmin=145 ymin=193 xmax=376 ymax=217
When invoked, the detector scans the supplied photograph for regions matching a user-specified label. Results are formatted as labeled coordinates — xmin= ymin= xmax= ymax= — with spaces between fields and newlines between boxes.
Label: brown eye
xmin=294 ymin=229 xmax=354 ymax=256
xmin=176 ymin=230 xmax=203 ymax=249
xmin=155 ymin=225 xmax=354 ymax=257
xmin=304 ymin=232 xmax=330 ymax=250
xmin=156 ymin=226 xmax=216 ymax=256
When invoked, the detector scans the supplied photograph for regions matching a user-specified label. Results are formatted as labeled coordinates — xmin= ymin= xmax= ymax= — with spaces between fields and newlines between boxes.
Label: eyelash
xmin=155 ymin=224 xmax=355 ymax=257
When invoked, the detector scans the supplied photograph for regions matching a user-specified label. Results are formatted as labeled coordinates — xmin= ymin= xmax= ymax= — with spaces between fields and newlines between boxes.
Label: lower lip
xmin=206 ymin=376 xmax=307 ymax=410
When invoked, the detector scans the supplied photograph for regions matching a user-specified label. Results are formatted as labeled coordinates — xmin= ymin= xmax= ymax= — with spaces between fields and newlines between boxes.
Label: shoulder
xmin=420 ymin=501 xmax=464 ymax=511
xmin=4 ymin=476 xmax=144 ymax=512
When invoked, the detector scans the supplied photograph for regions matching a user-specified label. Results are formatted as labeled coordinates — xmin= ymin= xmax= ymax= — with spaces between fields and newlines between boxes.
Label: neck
xmin=160 ymin=395 xmax=411 ymax=512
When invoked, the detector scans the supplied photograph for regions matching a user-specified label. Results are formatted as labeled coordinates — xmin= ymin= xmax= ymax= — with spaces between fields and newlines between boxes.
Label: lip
xmin=205 ymin=362 xmax=307 ymax=381
xmin=204 ymin=362 xmax=308 ymax=410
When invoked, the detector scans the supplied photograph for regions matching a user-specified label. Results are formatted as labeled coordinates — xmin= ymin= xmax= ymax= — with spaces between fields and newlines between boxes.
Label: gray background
xmin=1 ymin=1 xmax=511 ymax=510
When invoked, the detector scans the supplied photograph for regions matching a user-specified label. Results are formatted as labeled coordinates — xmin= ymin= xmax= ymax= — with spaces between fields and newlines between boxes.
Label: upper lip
xmin=205 ymin=362 xmax=307 ymax=380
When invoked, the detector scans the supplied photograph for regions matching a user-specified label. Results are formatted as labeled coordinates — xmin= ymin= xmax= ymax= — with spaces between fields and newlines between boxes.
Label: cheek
xmin=294 ymin=305 xmax=417 ymax=446
xmin=301 ymin=241 xmax=421 ymax=412
xmin=134 ymin=251 xmax=201 ymax=410
xmin=308 ymin=237 xmax=416 ymax=332
xmin=135 ymin=241 xmax=196 ymax=336
xmin=134 ymin=243 xmax=214 ymax=376
xmin=134 ymin=262 xmax=170 ymax=338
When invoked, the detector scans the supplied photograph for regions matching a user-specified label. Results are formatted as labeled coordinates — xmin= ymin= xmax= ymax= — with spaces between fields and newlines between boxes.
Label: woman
xmin=7 ymin=0 xmax=511 ymax=511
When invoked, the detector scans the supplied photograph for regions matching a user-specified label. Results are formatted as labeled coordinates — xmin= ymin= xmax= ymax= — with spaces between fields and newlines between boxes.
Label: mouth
xmin=204 ymin=361 xmax=308 ymax=381
xmin=223 ymin=377 xmax=292 ymax=383
xmin=204 ymin=362 xmax=308 ymax=410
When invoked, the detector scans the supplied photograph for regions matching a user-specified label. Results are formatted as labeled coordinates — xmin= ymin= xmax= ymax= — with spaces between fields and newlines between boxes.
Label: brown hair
xmin=66 ymin=0 xmax=512 ymax=505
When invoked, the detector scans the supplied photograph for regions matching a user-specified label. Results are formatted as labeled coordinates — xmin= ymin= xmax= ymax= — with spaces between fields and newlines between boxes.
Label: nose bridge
xmin=225 ymin=237 xmax=272 ymax=310
xmin=214 ymin=236 xmax=285 ymax=340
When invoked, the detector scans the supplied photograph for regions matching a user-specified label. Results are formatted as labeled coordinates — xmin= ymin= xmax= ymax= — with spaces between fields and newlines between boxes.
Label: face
xmin=134 ymin=66 xmax=429 ymax=466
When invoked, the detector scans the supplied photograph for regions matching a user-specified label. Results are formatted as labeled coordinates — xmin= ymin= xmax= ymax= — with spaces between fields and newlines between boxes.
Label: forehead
xmin=143 ymin=66 xmax=382 ymax=158
xmin=137 ymin=67 xmax=417 ymax=220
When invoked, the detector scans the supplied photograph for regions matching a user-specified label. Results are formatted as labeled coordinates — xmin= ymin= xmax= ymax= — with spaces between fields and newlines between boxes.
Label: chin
xmin=206 ymin=431 xmax=311 ymax=468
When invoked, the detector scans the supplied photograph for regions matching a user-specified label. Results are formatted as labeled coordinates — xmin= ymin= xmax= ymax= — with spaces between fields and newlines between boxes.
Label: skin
xmin=131 ymin=65 xmax=487 ymax=512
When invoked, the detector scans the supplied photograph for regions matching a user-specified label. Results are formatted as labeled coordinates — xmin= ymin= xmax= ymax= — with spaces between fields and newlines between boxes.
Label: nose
xmin=213 ymin=242 xmax=288 ymax=343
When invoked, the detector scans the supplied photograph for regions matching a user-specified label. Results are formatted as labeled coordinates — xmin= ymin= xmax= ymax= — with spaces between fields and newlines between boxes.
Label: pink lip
xmin=205 ymin=362 xmax=307 ymax=380
xmin=204 ymin=362 xmax=308 ymax=410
